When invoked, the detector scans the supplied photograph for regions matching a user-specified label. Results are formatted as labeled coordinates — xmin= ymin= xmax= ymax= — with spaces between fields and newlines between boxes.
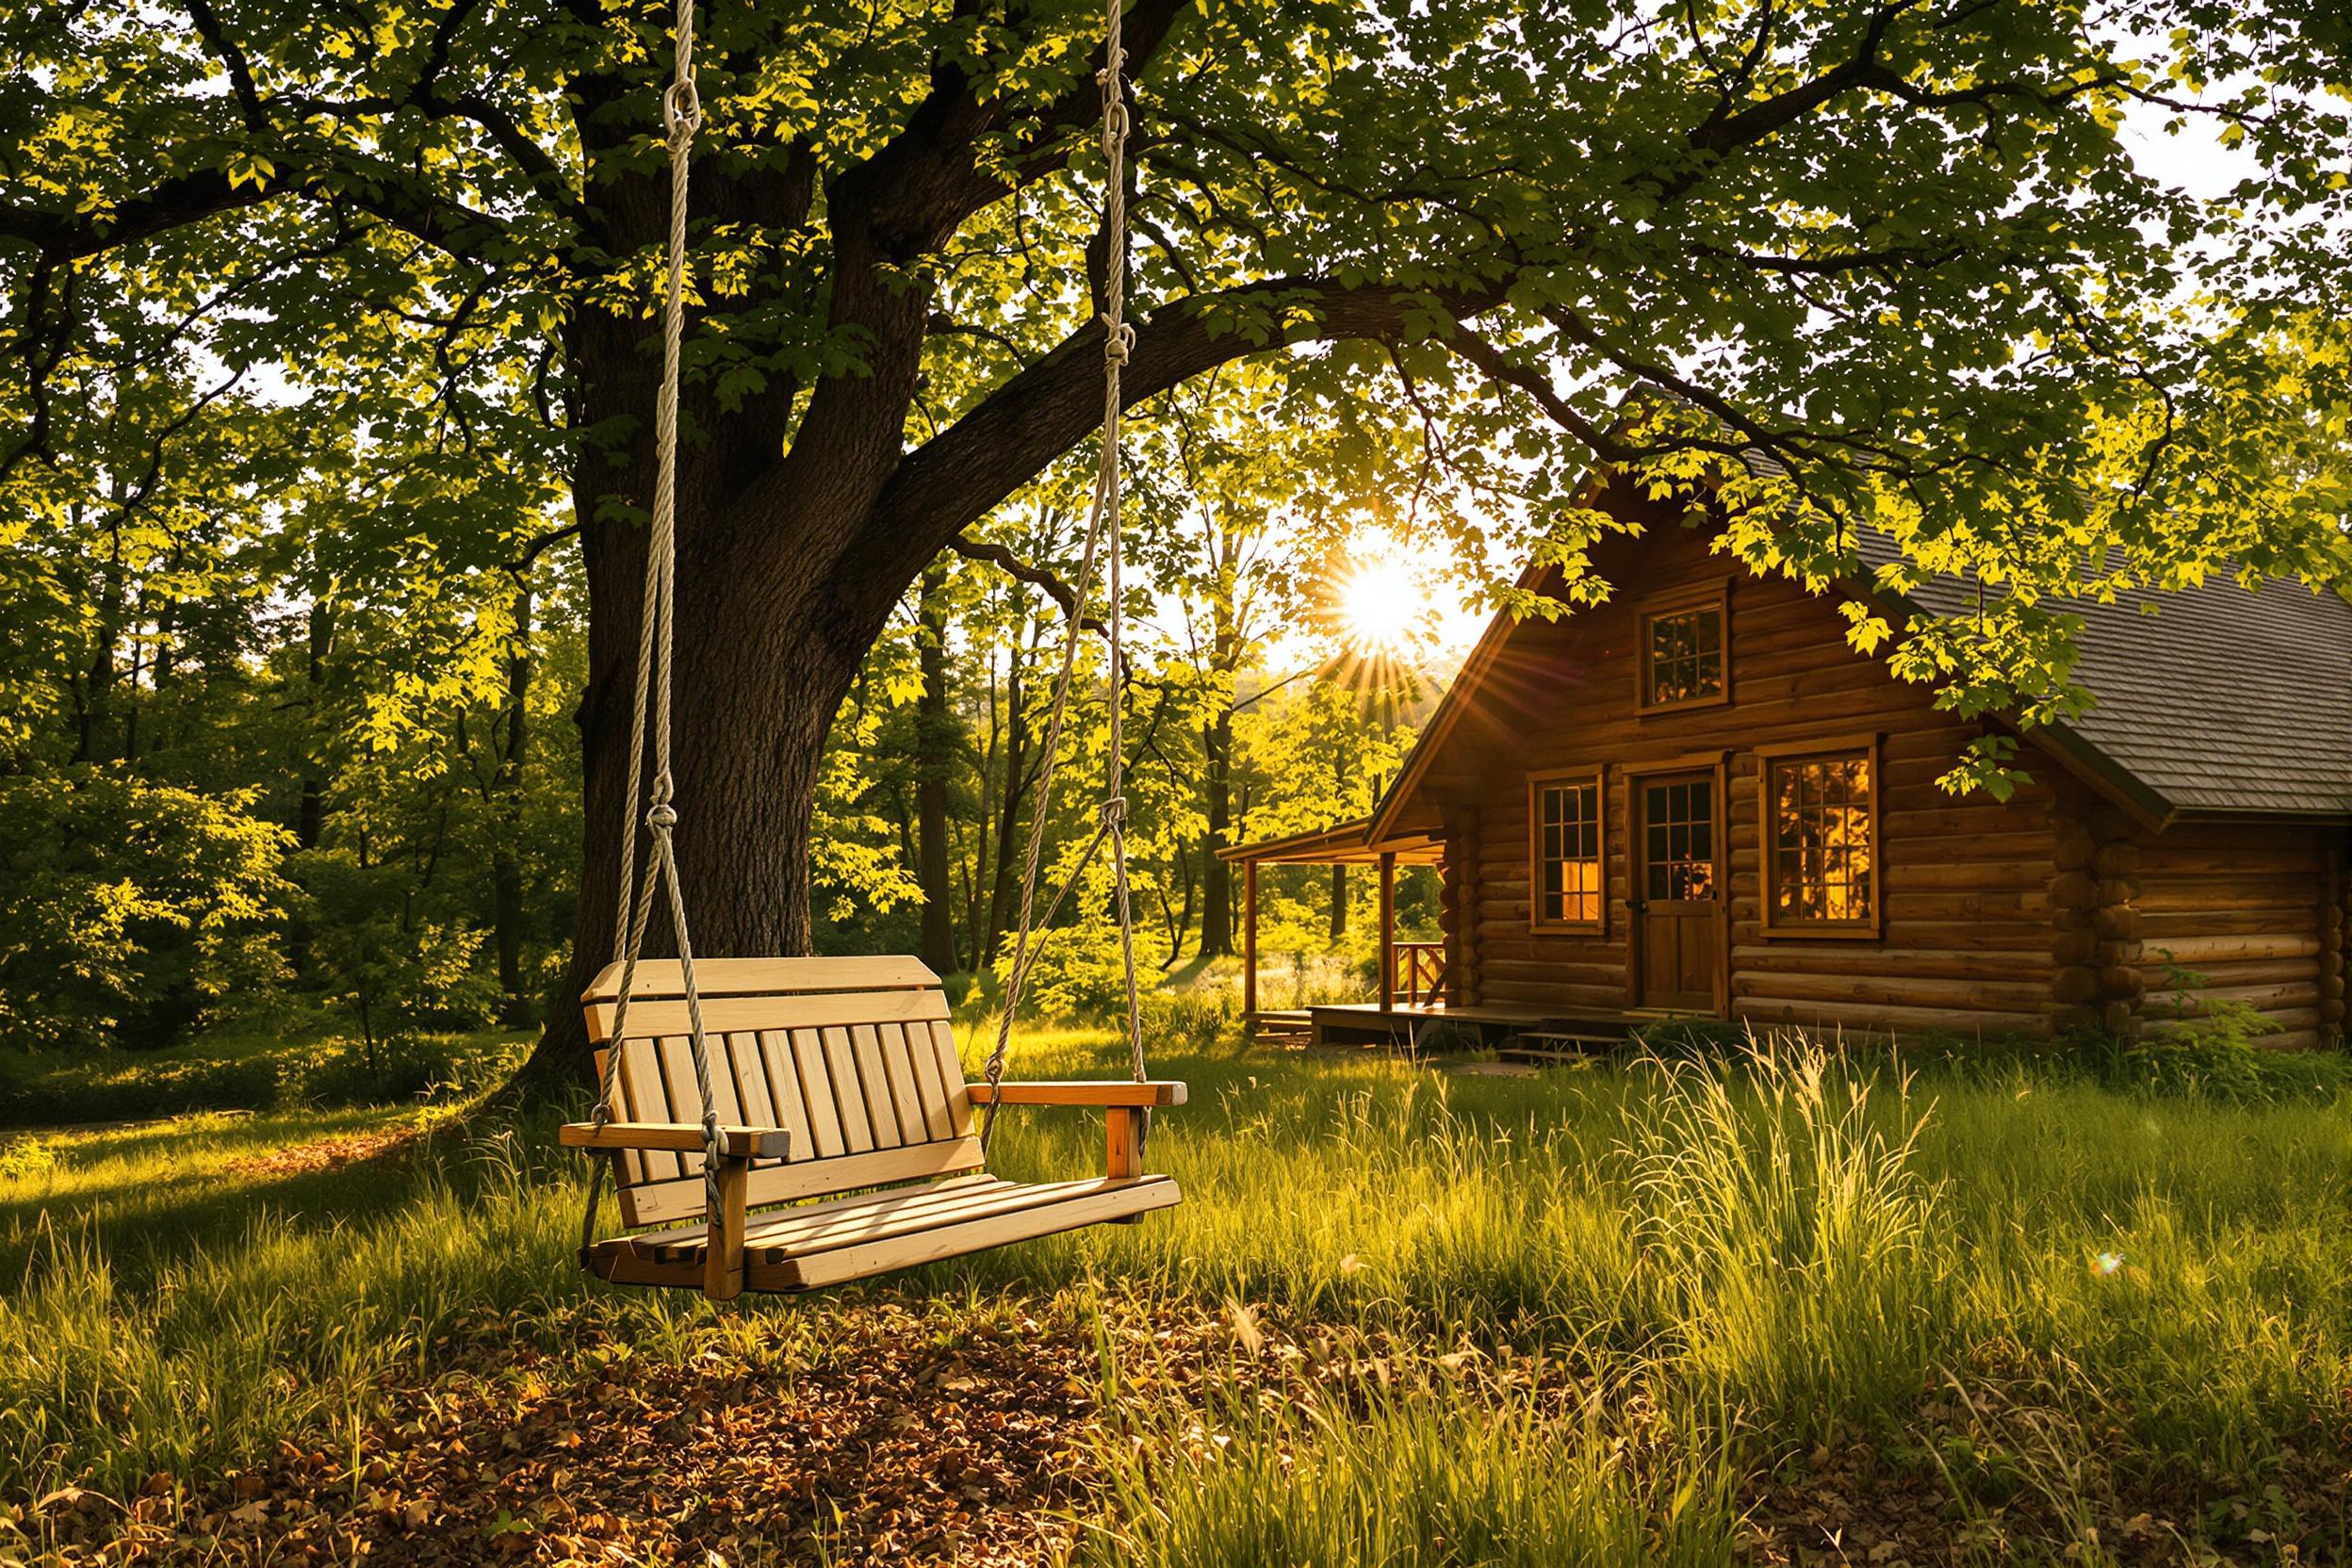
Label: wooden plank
xmin=750 ymin=1176 xmax=1158 ymax=1261
xmin=622 ymin=1137 xmax=990 ymax=1226
xmin=905 ymin=1021 xmax=954 ymax=1141
xmin=1107 ymin=1109 xmax=1143 ymax=1179
xmin=656 ymin=1037 xmax=708 ymax=1180
xmin=1727 ymin=945 xmax=2050 ymax=982
xmin=2148 ymin=934 xmax=2322 ymax=964
xmin=706 ymin=1158 xmax=748 ymax=1300
xmin=761 ymin=1179 xmax=1180 ymax=1291
xmin=597 ymin=1043 xmax=663 ymax=1191
xmin=730 ymin=1032 xmax=776 ymax=1135
xmin=560 ymin=1122 xmax=791 ymax=1156
xmin=586 ymin=988 xmax=950 ymax=1043
xmin=871 ymin=1023 xmax=925 ymax=1146
xmin=756 ymin=1030 xmax=815 ymax=1159
xmin=705 ymin=1034 xmax=747 ymax=1132
xmin=927 ymin=1021 xmax=974 ymax=1137
xmin=1729 ymin=972 xmax=2050 ymax=1011
xmin=1735 ymin=997 xmax=2050 ymax=1036
xmin=607 ymin=1178 xmax=1170 ymax=1275
xmin=627 ymin=1175 xmax=1008 ymax=1253
xmin=967 ymin=1080 xmax=1189 ymax=1106
xmin=585 ymin=956 xmax=942 ymax=1001
xmin=832 ymin=1026 xmax=883 ymax=1152
xmin=791 ymin=1027 xmax=846 ymax=1158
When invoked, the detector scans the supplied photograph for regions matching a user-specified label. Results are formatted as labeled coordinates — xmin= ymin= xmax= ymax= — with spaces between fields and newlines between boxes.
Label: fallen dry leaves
xmin=5 ymin=1303 xmax=2345 ymax=1566
xmin=1737 ymin=1346 xmax=2352 ymax=1566
xmin=4 ymin=1301 xmax=1180 ymax=1567
xmin=223 ymin=1127 xmax=424 ymax=1182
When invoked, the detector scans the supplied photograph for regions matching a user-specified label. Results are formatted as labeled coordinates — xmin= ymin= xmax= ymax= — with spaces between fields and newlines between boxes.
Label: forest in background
xmin=0 ymin=352 xmax=1450 ymax=1066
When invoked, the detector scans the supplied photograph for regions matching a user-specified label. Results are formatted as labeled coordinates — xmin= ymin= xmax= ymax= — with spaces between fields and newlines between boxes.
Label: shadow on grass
xmin=0 ymin=1099 xmax=579 ymax=1288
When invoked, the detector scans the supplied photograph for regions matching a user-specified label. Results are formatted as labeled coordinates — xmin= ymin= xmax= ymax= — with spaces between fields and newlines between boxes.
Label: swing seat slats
xmin=582 ymin=1171 xmax=1179 ymax=1292
xmin=571 ymin=955 xmax=1181 ymax=1297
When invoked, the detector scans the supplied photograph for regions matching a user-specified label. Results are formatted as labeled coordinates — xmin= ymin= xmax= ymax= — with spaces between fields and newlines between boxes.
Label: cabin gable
xmin=1390 ymin=501 xmax=2346 ymax=1047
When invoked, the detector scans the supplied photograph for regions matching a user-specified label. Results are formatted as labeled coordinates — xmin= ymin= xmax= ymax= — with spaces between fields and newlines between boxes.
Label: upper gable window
xmin=1638 ymin=587 xmax=1729 ymax=712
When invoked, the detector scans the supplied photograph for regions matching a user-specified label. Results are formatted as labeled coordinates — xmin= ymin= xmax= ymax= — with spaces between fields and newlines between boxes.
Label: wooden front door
xmin=1632 ymin=772 xmax=1722 ymax=1011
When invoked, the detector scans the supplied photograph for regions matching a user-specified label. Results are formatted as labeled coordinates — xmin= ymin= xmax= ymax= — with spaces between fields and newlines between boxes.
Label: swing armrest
xmin=966 ymin=1080 xmax=1187 ymax=1108
xmin=559 ymin=1122 xmax=792 ymax=1158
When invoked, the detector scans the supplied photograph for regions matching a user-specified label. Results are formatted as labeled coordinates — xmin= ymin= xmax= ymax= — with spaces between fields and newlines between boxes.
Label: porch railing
xmin=1394 ymin=940 xmax=1447 ymax=1007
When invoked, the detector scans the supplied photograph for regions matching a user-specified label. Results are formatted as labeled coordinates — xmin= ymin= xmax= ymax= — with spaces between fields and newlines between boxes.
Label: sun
xmin=1333 ymin=554 xmax=1425 ymax=656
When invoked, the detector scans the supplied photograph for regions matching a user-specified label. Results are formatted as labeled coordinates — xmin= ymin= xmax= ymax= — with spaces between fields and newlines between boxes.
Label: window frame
xmin=1756 ymin=734 xmax=1885 ymax=940
xmin=1634 ymin=580 xmax=1733 ymax=715
xmin=1527 ymin=767 xmax=1609 ymax=935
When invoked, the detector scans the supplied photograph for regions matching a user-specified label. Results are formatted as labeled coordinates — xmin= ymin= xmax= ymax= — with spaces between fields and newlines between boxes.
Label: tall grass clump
xmin=1078 ymin=1358 xmax=1742 ymax=1568
xmin=1623 ymin=1039 xmax=1952 ymax=1434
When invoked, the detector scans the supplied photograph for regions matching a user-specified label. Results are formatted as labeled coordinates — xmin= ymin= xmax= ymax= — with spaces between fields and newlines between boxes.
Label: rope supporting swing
xmin=575 ymin=0 xmax=1157 ymax=1266
xmin=579 ymin=0 xmax=721 ymax=1253
xmin=980 ymin=0 xmax=1153 ymax=1152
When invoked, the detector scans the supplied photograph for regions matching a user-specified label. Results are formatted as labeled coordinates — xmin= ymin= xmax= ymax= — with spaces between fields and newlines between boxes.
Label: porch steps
xmin=1497 ymin=1022 xmax=1634 ymax=1066
xmin=1249 ymin=1010 xmax=1314 ymax=1050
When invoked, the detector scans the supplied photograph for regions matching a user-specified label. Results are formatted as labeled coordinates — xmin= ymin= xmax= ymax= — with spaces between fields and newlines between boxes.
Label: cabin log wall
xmin=1430 ymin=518 xmax=2075 ymax=1039
xmin=2135 ymin=819 xmax=2337 ymax=1049
xmin=1440 ymin=808 xmax=1483 ymax=1005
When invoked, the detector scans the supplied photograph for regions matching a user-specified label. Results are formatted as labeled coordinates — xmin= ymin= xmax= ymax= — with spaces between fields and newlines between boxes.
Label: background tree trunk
xmin=914 ymin=564 xmax=958 ymax=975
xmin=1199 ymin=707 xmax=1233 ymax=956
xmin=492 ymin=583 xmax=533 ymax=1022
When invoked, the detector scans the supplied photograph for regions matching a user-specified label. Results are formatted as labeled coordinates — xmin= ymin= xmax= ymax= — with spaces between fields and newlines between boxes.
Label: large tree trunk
xmin=512 ymin=231 xmax=923 ymax=1092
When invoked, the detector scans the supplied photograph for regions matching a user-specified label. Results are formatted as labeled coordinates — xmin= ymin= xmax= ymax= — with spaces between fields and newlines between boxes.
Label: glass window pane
xmin=1769 ymin=754 xmax=1873 ymax=925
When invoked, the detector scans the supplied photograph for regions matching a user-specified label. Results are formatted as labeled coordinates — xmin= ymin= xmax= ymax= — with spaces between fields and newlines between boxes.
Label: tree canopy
xmin=7 ymin=0 xmax=2350 ymax=1075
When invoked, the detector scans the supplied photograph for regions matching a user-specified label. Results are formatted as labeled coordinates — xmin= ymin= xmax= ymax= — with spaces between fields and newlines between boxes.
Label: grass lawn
xmin=2 ymin=1025 xmax=2348 ymax=1565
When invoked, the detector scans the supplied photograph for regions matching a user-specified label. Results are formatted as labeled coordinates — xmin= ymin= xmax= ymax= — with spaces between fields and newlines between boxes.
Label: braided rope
xmin=584 ymin=0 xmax=726 ymax=1239
xmin=980 ymin=0 xmax=1149 ymax=1152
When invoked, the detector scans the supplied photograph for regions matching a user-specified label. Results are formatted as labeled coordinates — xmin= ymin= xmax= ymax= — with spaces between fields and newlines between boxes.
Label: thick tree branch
xmin=181 ymin=0 xmax=268 ymax=132
xmin=944 ymin=534 xmax=1105 ymax=632
xmin=840 ymin=276 xmax=1502 ymax=621
xmin=1442 ymin=329 xmax=1631 ymax=464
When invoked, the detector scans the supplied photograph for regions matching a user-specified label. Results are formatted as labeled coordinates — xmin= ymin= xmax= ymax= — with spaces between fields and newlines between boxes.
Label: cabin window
xmin=1530 ymin=773 xmax=1605 ymax=929
xmin=1637 ymin=587 xmax=1730 ymax=711
xmin=1762 ymin=744 xmax=1880 ymax=936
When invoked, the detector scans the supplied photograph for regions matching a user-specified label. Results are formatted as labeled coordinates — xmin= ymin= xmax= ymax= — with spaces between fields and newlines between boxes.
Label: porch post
xmin=1378 ymin=851 xmax=1396 ymax=1010
xmin=1243 ymin=858 xmax=1259 ymax=1021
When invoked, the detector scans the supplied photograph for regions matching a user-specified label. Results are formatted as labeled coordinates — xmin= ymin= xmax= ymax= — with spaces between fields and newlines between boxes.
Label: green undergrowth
xmin=2 ymin=1023 xmax=2347 ymax=1561
xmin=0 ymin=1009 xmax=532 ymax=1127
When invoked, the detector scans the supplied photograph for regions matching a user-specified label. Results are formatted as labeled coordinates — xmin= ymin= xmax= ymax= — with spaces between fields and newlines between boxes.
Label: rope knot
xmin=663 ymin=78 xmax=703 ymax=137
xmin=1100 ymin=100 xmax=1130 ymax=147
xmin=1101 ymin=318 xmax=1135 ymax=365
xmin=1098 ymin=794 xmax=1127 ymax=829
xmin=647 ymin=803 xmax=678 ymax=831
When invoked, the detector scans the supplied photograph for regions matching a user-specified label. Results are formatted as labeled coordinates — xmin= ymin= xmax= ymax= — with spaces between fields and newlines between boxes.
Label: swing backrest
xmin=584 ymin=956 xmax=980 ymax=1227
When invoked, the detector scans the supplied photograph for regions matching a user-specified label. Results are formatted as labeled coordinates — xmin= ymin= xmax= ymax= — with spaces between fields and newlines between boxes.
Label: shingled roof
xmin=1854 ymin=535 xmax=2352 ymax=818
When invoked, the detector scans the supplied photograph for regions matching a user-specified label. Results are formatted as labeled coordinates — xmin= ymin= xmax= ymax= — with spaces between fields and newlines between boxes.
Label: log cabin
xmin=1226 ymin=482 xmax=2352 ymax=1051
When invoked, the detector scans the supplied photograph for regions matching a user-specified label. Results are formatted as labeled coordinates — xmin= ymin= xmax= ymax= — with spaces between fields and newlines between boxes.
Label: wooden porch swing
xmin=559 ymin=0 xmax=1181 ymax=1301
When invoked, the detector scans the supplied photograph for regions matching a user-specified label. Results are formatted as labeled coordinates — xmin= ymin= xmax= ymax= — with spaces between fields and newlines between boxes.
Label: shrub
xmin=990 ymin=918 xmax=1142 ymax=1021
xmin=0 ymin=767 xmax=292 ymax=1053
xmin=301 ymin=856 xmax=504 ymax=1052
xmin=1135 ymin=989 xmax=1241 ymax=1052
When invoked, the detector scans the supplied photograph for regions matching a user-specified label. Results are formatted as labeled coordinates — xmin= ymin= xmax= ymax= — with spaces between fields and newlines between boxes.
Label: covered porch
xmin=1217 ymin=817 xmax=1448 ymax=1026
xmin=1219 ymin=817 xmax=1659 ymax=1054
